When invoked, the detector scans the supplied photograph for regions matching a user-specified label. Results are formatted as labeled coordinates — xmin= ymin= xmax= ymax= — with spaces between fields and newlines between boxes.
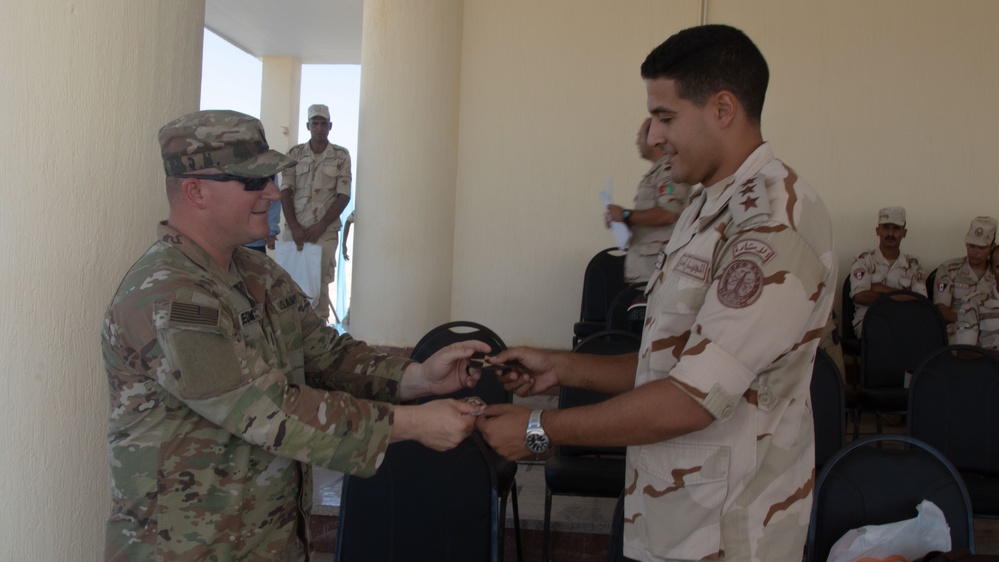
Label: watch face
xmin=526 ymin=432 xmax=550 ymax=454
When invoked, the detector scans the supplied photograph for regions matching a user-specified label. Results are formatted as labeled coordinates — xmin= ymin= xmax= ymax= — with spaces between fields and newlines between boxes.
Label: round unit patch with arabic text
xmin=717 ymin=260 xmax=764 ymax=308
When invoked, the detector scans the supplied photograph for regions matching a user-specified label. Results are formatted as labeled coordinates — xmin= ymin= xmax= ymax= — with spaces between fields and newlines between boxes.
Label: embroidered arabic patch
xmin=717 ymin=260 xmax=764 ymax=308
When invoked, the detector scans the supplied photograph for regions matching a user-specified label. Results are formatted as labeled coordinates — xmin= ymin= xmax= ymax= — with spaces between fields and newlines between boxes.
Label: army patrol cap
xmin=308 ymin=104 xmax=330 ymax=121
xmin=159 ymin=110 xmax=296 ymax=178
xmin=965 ymin=216 xmax=997 ymax=246
xmin=877 ymin=206 xmax=906 ymax=226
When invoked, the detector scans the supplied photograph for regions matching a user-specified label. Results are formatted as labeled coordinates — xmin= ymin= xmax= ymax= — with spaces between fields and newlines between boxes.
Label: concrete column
xmin=353 ymin=0 xmax=465 ymax=345
xmin=260 ymin=56 xmax=302 ymax=154
xmin=0 ymin=2 xmax=205 ymax=560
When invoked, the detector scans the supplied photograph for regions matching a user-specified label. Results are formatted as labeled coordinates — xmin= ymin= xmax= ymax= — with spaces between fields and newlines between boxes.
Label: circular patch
xmin=717 ymin=260 xmax=764 ymax=308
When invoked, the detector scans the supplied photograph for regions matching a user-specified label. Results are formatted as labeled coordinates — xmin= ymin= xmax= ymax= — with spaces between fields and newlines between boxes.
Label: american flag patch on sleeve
xmin=169 ymin=301 xmax=220 ymax=327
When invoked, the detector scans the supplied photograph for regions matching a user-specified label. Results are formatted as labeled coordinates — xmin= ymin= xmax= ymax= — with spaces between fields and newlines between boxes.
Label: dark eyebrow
xmin=649 ymin=106 xmax=675 ymax=115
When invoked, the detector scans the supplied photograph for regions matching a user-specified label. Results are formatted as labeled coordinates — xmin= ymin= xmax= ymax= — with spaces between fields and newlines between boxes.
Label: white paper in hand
xmin=601 ymin=177 xmax=630 ymax=250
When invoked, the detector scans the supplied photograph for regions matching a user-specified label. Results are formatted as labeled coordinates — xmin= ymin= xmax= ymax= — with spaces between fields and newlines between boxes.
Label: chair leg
xmin=498 ymin=494 xmax=507 ymax=562
xmin=542 ymin=487 xmax=553 ymax=562
xmin=511 ymin=485 xmax=522 ymax=562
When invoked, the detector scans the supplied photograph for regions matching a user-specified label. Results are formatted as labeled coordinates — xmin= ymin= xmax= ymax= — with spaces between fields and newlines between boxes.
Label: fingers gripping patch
xmin=717 ymin=260 xmax=764 ymax=308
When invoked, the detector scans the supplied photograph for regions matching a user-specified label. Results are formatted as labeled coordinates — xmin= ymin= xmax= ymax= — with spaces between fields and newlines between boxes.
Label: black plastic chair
xmin=806 ymin=435 xmax=975 ymax=562
xmin=841 ymin=275 xmax=862 ymax=362
xmin=573 ymin=248 xmax=627 ymax=346
xmin=409 ymin=321 xmax=521 ymax=561
xmin=605 ymin=283 xmax=647 ymax=336
xmin=542 ymin=330 xmax=639 ymax=562
xmin=856 ymin=290 xmax=947 ymax=436
xmin=811 ymin=348 xmax=845 ymax=471
xmin=336 ymin=435 xmax=505 ymax=562
xmin=908 ymin=344 xmax=999 ymax=518
xmin=608 ymin=489 xmax=627 ymax=562
xmin=411 ymin=321 xmax=511 ymax=405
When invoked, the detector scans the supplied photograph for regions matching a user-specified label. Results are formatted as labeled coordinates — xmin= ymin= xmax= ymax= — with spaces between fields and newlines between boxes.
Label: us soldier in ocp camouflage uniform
xmin=477 ymin=25 xmax=835 ymax=561
xmin=933 ymin=216 xmax=997 ymax=343
xmin=849 ymin=206 xmax=928 ymax=336
xmin=606 ymin=118 xmax=692 ymax=285
xmin=102 ymin=110 xmax=488 ymax=561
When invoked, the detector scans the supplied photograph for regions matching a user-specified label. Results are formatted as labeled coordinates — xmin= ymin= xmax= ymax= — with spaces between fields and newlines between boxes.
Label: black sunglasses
xmin=173 ymin=173 xmax=276 ymax=191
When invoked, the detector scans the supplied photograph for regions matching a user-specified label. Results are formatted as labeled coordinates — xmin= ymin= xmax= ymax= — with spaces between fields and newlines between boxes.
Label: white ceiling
xmin=205 ymin=0 xmax=364 ymax=64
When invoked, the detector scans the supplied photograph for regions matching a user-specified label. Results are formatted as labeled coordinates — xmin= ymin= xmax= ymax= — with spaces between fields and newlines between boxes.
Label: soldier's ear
xmin=181 ymin=178 xmax=209 ymax=210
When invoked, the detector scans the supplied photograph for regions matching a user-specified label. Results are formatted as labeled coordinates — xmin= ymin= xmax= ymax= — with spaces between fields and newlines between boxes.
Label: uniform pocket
xmin=636 ymin=440 xmax=730 ymax=560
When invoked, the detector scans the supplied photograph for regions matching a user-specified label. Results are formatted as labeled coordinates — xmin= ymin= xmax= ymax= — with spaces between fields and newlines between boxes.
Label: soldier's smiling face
xmin=198 ymin=172 xmax=280 ymax=247
xmin=646 ymin=78 xmax=722 ymax=187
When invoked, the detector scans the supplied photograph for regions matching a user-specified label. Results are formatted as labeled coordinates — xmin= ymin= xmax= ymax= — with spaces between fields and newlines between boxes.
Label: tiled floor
xmin=311 ymin=392 xmax=999 ymax=560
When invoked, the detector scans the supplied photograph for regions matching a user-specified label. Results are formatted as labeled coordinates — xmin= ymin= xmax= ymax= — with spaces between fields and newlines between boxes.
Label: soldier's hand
xmin=490 ymin=347 xmax=560 ymax=397
xmin=606 ymin=204 xmax=625 ymax=223
xmin=304 ymin=223 xmax=325 ymax=244
xmin=391 ymin=400 xmax=478 ymax=451
xmin=290 ymin=224 xmax=306 ymax=250
xmin=475 ymin=403 xmax=534 ymax=460
xmin=402 ymin=340 xmax=493 ymax=401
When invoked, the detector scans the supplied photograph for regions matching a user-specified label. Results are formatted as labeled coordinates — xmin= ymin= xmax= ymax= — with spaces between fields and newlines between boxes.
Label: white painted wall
xmin=0 ymin=2 xmax=205 ymax=560
xmin=353 ymin=0 xmax=465 ymax=344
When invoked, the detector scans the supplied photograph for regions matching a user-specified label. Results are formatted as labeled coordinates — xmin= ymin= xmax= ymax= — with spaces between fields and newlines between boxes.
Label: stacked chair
xmin=573 ymin=248 xmax=627 ymax=346
xmin=543 ymin=330 xmax=639 ymax=562
xmin=336 ymin=321 xmax=521 ymax=562
xmin=806 ymin=435 xmax=975 ymax=562
xmin=854 ymin=290 xmax=947 ymax=436
xmin=810 ymin=348 xmax=846 ymax=471
xmin=908 ymin=344 xmax=999 ymax=519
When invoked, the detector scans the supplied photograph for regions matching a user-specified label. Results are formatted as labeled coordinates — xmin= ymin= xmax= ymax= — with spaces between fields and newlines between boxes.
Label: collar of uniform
xmin=694 ymin=142 xmax=774 ymax=232
xmin=156 ymin=221 xmax=242 ymax=287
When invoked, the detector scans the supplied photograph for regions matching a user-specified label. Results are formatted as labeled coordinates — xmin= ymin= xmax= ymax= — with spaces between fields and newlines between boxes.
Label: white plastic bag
xmin=827 ymin=500 xmax=952 ymax=562
xmin=272 ymin=241 xmax=323 ymax=307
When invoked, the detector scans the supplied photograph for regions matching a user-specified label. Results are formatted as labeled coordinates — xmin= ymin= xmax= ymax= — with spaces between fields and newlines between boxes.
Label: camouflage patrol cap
xmin=965 ymin=216 xmax=997 ymax=246
xmin=158 ymin=110 xmax=296 ymax=178
xmin=877 ymin=206 xmax=906 ymax=226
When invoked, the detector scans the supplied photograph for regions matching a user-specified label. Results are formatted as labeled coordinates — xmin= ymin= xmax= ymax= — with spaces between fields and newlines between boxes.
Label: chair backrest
xmin=806 ymin=435 xmax=975 ymax=562
xmin=411 ymin=321 xmax=510 ymax=405
xmin=909 ymin=344 xmax=999 ymax=476
xmin=861 ymin=290 xmax=947 ymax=389
xmin=841 ymin=274 xmax=859 ymax=342
xmin=811 ymin=348 xmax=845 ymax=470
xmin=335 ymin=435 xmax=499 ymax=562
xmin=560 ymin=331 xmax=641 ymax=457
xmin=605 ymin=284 xmax=647 ymax=335
xmin=578 ymin=248 xmax=627 ymax=323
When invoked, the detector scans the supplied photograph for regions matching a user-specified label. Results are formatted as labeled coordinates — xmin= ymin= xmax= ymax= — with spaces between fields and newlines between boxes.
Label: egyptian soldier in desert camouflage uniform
xmin=477 ymin=25 xmax=835 ymax=561
xmin=606 ymin=118 xmax=692 ymax=284
xmin=280 ymin=104 xmax=351 ymax=322
xmin=849 ymin=206 xmax=928 ymax=336
xmin=932 ymin=216 xmax=997 ymax=343
xmin=102 ymin=110 xmax=487 ymax=561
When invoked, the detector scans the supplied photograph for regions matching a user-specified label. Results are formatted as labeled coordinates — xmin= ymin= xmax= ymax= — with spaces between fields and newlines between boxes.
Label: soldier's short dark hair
xmin=641 ymin=25 xmax=769 ymax=124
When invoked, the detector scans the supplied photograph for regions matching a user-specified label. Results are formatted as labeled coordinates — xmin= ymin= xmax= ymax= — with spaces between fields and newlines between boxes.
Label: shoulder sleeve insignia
xmin=659 ymin=183 xmax=674 ymax=196
xmin=731 ymin=238 xmax=776 ymax=265
xmin=717 ymin=260 xmax=764 ymax=308
xmin=852 ymin=268 xmax=865 ymax=280
xmin=275 ymin=294 xmax=299 ymax=312
xmin=169 ymin=301 xmax=220 ymax=327
xmin=729 ymin=173 xmax=771 ymax=226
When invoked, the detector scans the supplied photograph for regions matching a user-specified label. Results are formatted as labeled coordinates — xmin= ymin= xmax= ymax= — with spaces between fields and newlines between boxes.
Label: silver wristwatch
xmin=525 ymin=409 xmax=551 ymax=454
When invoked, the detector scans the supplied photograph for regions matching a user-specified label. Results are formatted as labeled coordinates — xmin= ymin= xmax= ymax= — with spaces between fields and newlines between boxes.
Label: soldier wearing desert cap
xmin=849 ymin=206 xmax=928 ymax=336
xmin=933 ymin=216 xmax=997 ymax=343
xmin=102 ymin=110 xmax=487 ymax=560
